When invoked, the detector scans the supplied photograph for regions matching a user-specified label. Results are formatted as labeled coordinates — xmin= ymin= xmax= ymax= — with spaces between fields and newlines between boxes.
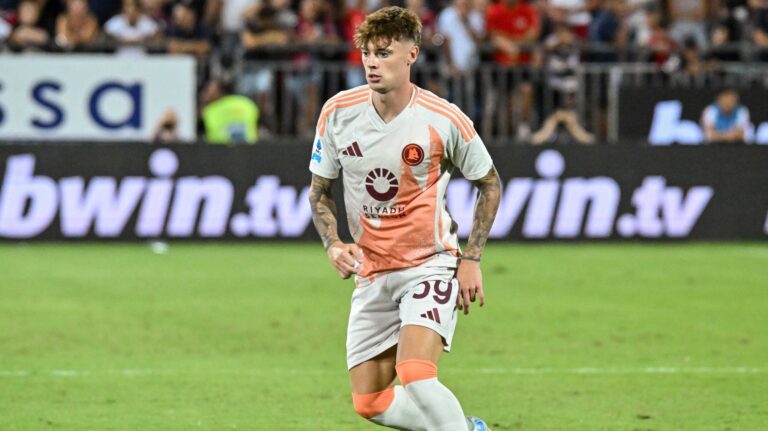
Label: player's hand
xmin=455 ymin=259 xmax=485 ymax=315
xmin=326 ymin=241 xmax=364 ymax=280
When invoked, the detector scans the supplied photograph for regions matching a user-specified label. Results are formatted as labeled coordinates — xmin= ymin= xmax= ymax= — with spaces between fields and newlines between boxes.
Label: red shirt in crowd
xmin=343 ymin=8 xmax=365 ymax=65
xmin=486 ymin=0 xmax=540 ymax=64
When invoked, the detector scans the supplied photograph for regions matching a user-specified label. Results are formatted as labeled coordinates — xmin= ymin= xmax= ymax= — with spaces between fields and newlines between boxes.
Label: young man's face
xmin=717 ymin=92 xmax=738 ymax=113
xmin=362 ymin=38 xmax=419 ymax=93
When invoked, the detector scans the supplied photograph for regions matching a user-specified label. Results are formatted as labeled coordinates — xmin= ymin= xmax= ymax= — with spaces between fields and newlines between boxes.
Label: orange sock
xmin=395 ymin=359 xmax=438 ymax=386
xmin=351 ymin=387 xmax=395 ymax=419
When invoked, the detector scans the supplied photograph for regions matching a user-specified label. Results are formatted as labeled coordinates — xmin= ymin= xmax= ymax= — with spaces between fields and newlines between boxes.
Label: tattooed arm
xmin=309 ymin=174 xmax=363 ymax=279
xmin=456 ymin=166 xmax=502 ymax=314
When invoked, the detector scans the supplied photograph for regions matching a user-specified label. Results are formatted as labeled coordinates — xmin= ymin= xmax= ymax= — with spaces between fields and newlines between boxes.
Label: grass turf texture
xmin=0 ymin=243 xmax=766 ymax=431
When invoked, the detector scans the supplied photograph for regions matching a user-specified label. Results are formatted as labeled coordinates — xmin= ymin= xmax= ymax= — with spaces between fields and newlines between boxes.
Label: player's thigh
xmin=394 ymin=266 xmax=460 ymax=362
xmin=346 ymin=274 xmax=401 ymax=370
xmin=396 ymin=324 xmax=444 ymax=363
xmin=349 ymin=344 xmax=398 ymax=394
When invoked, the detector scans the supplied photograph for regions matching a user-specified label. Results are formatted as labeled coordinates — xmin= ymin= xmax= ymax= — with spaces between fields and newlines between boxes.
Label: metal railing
xmin=238 ymin=57 xmax=768 ymax=144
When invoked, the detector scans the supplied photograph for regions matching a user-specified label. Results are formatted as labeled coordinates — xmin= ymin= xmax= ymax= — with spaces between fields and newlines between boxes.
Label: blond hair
xmin=353 ymin=6 xmax=422 ymax=49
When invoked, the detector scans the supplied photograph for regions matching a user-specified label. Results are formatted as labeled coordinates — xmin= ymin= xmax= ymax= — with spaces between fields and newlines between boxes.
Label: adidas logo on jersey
xmin=420 ymin=308 xmax=441 ymax=324
xmin=342 ymin=142 xmax=363 ymax=157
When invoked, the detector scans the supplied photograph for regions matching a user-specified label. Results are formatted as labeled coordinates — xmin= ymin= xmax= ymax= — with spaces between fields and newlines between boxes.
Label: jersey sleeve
xmin=308 ymin=107 xmax=341 ymax=179
xmin=446 ymin=107 xmax=493 ymax=181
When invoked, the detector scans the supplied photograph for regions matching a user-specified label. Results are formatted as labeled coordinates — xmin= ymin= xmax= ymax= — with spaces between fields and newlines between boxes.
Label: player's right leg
xmin=350 ymin=345 xmax=427 ymax=430
xmin=347 ymin=273 xmax=428 ymax=430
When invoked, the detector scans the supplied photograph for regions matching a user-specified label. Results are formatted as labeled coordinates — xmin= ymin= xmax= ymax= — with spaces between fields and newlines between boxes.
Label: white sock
xmin=369 ymin=385 xmax=428 ymax=430
xmin=405 ymin=378 xmax=473 ymax=431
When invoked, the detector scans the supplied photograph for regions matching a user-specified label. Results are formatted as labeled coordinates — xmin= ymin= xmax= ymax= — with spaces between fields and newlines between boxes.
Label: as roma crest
xmin=402 ymin=144 xmax=424 ymax=166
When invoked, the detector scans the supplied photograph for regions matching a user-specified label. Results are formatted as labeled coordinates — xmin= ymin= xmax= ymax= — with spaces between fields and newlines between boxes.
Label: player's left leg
xmin=392 ymin=266 xmax=492 ymax=431
xmin=396 ymin=325 xmax=476 ymax=431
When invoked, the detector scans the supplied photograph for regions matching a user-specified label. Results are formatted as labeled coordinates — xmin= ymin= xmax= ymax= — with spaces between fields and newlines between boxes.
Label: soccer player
xmin=308 ymin=6 xmax=501 ymax=431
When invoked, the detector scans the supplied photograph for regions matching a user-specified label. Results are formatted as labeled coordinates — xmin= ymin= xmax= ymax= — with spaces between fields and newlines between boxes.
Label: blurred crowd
xmin=2 ymin=0 xmax=767 ymax=143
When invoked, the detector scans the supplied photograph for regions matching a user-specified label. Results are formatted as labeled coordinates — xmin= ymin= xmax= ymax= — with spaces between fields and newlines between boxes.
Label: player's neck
xmin=371 ymin=83 xmax=414 ymax=124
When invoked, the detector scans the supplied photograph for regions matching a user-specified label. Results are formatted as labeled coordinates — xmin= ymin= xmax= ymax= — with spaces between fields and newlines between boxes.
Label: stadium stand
xmin=1 ymin=0 xmax=768 ymax=143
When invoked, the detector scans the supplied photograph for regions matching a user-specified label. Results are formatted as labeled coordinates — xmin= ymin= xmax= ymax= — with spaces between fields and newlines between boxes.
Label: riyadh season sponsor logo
xmin=0 ymin=149 xmax=717 ymax=239
xmin=365 ymin=168 xmax=399 ymax=201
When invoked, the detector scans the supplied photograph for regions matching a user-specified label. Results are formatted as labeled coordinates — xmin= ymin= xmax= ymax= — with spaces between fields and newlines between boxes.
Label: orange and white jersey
xmin=309 ymin=84 xmax=493 ymax=277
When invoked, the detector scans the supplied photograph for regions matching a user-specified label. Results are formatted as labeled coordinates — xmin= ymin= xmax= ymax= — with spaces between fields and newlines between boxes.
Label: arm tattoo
xmin=463 ymin=167 xmax=501 ymax=261
xmin=308 ymin=174 xmax=341 ymax=250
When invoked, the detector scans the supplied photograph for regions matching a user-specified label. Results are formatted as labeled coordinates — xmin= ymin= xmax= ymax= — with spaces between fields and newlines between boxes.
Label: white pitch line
xmin=0 ymin=367 xmax=765 ymax=378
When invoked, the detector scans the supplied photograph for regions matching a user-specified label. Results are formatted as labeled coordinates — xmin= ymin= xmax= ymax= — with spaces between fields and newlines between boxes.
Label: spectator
xmin=141 ymin=0 xmax=172 ymax=29
xmin=487 ymin=0 xmax=540 ymax=65
xmin=644 ymin=11 xmax=678 ymax=68
xmin=206 ymin=0 xmax=259 ymax=58
xmin=238 ymin=0 xmax=298 ymax=131
xmin=241 ymin=1 xmax=293 ymax=51
xmin=290 ymin=0 xmax=338 ymax=136
xmin=624 ymin=0 xmax=655 ymax=47
xmin=162 ymin=0 xmax=214 ymax=28
xmin=709 ymin=1 xmax=747 ymax=62
xmin=39 ymin=0 xmax=65 ymax=36
xmin=589 ymin=0 xmax=626 ymax=45
xmin=474 ymin=0 xmax=490 ymax=15
xmin=486 ymin=0 xmax=541 ymax=140
xmin=0 ymin=13 xmax=10 ymax=43
xmin=55 ymin=0 xmax=100 ymax=49
xmin=342 ymin=0 xmax=368 ymax=88
xmin=751 ymin=0 xmax=768 ymax=60
xmin=0 ymin=2 xmax=15 ymax=29
xmin=105 ymin=0 xmax=160 ymax=56
xmin=532 ymin=23 xmax=595 ymax=144
xmin=153 ymin=109 xmax=180 ymax=142
xmin=437 ymin=0 xmax=484 ymax=75
xmin=667 ymin=0 xmax=710 ymax=49
xmin=0 ymin=0 xmax=19 ymax=12
xmin=715 ymin=0 xmax=748 ymax=42
xmin=679 ymin=37 xmax=703 ymax=76
xmin=9 ymin=0 xmax=49 ymax=50
xmin=165 ymin=1 xmax=211 ymax=56
xmin=546 ymin=0 xmax=596 ymax=39
xmin=588 ymin=0 xmax=627 ymax=61
xmin=701 ymin=88 xmax=750 ymax=143
xmin=217 ymin=0 xmax=260 ymax=35
xmin=201 ymin=79 xmax=260 ymax=144
xmin=436 ymin=0 xmax=484 ymax=111
xmin=407 ymin=0 xmax=436 ymax=40
xmin=240 ymin=0 xmax=294 ymax=133
xmin=407 ymin=0 xmax=441 ymax=94
xmin=88 ymin=0 xmax=122 ymax=25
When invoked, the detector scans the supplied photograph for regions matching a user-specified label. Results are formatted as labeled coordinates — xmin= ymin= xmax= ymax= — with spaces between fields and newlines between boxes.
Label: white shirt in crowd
xmin=104 ymin=14 xmax=159 ymax=56
xmin=221 ymin=0 xmax=259 ymax=33
xmin=436 ymin=6 xmax=485 ymax=73
xmin=0 ymin=16 xmax=11 ymax=41
xmin=702 ymin=104 xmax=751 ymax=136
xmin=549 ymin=0 xmax=591 ymax=26
xmin=626 ymin=0 xmax=653 ymax=45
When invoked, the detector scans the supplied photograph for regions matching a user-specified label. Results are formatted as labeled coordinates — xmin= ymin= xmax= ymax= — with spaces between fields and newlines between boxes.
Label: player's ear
xmin=408 ymin=44 xmax=419 ymax=66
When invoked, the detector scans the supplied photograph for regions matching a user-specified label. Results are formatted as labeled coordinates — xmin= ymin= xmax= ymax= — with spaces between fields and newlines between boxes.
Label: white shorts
xmin=346 ymin=260 xmax=460 ymax=370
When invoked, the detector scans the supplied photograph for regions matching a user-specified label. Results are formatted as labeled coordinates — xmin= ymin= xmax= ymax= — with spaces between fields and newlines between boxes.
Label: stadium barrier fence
xmin=240 ymin=60 xmax=768 ymax=144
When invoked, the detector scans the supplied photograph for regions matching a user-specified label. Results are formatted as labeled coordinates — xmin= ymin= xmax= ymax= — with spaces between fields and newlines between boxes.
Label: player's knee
xmin=395 ymin=359 xmax=438 ymax=386
xmin=351 ymin=388 xmax=394 ymax=419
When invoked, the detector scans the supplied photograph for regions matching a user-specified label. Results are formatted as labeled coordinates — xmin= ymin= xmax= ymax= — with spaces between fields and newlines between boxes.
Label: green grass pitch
xmin=0 ymin=243 xmax=766 ymax=430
